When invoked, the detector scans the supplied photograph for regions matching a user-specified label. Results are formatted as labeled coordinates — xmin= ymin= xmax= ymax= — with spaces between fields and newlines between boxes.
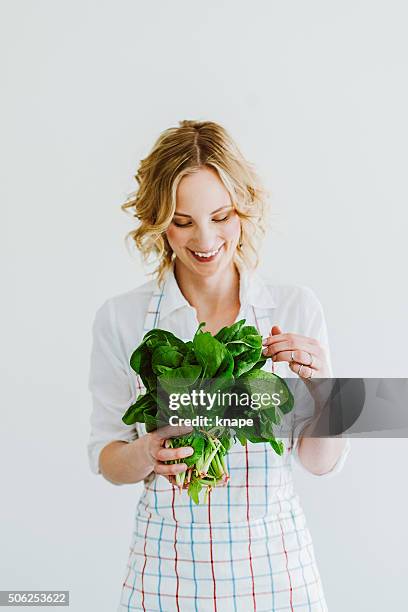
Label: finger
xmin=289 ymin=361 xmax=314 ymax=379
xmin=262 ymin=333 xmax=314 ymax=347
xmin=156 ymin=446 xmax=194 ymax=462
xmin=154 ymin=462 xmax=188 ymax=476
xmin=271 ymin=325 xmax=282 ymax=336
xmin=262 ymin=339 xmax=316 ymax=357
xmin=272 ymin=350 xmax=322 ymax=370
xmin=154 ymin=424 xmax=194 ymax=440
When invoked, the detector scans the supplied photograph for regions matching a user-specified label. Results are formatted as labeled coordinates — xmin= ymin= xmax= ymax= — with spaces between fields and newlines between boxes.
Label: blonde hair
xmin=121 ymin=120 xmax=270 ymax=287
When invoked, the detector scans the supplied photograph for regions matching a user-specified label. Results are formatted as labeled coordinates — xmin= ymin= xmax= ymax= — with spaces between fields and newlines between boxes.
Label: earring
xmin=238 ymin=229 xmax=243 ymax=248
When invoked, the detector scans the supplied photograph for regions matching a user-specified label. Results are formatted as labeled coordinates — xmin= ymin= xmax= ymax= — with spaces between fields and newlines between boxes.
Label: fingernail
xmin=181 ymin=447 xmax=193 ymax=456
xmin=262 ymin=338 xmax=268 ymax=346
xmin=262 ymin=348 xmax=268 ymax=356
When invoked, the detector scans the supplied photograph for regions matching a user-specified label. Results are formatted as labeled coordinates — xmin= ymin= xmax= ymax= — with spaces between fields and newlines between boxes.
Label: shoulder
xmin=260 ymin=276 xmax=323 ymax=313
xmin=91 ymin=277 xmax=161 ymax=362
xmin=264 ymin=279 xmax=330 ymax=345
xmin=255 ymin=274 xmax=328 ymax=335
xmin=92 ymin=278 xmax=157 ymax=336
xmin=110 ymin=278 xmax=156 ymax=313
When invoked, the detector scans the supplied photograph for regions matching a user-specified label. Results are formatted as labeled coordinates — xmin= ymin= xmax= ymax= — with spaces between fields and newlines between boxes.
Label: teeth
xmin=193 ymin=245 xmax=222 ymax=258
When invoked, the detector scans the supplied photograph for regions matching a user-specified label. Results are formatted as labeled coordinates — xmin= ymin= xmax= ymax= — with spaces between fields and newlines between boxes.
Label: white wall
xmin=1 ymin=1 xmax=407 ymax=610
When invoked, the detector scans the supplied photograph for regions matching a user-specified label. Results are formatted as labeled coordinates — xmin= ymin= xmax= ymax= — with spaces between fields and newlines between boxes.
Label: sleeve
xmin=87 ymin=298 xmax=139 ymax=478
xmin=290 ymin=287 xmax=351 ymax=478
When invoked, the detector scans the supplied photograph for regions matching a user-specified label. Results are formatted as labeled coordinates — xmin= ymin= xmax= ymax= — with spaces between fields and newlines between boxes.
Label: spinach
xmin=123 ymin=319 xmax=294 ymax=503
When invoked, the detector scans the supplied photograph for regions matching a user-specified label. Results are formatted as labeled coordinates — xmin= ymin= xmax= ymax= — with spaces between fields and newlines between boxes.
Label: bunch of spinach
xmin=122 ymin=319 xmax=293 ymax=504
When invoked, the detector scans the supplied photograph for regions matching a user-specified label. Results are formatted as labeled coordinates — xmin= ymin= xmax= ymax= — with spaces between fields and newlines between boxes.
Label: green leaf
xmin=151 ymin=345 xmax=184 ymax=374
xmin=214 ymin=319 xmax=246 ymax=343
xmin=235 ymin=431 xmax=247 ymax=446
xmin=187 ymin=479 xmax=203 ymax=505
xmin=193 ymin=322 xmax=206 ymax=341
xmin=193 ymin=332 xmax=228 ymax=378
xmin=122 ymin=393 xmax=155 ymax=425
xmin=144 ymin=410 xmax=158 ymax=432
xmin=249 ymin=356 xmax=268 ymax=371
xmin=144 ymin=329 xmax=187 ymax=351
xmin=183 ymin=436 xmax=205 ymax=466
xmin=276 ymin=379 xmax=295 ymax=414
xmin=270 ymin=438 xmax=285 ymax=455
xmin=129 ymin=344 xmax=148 ymax=374
xmin=238 ymin=369 xmax=291 ymax=406
xmin=226 ymin=334 xmax=261 ymax=354
xmin=158 ymin=364 xmax=202 ymax=394
xmin=220 ymin=435 xmax=234 ymax=453
xmin=233 ymin=348 xmax=262 ymax=377
xmin=181 ymin=344 xmax=199 ymax=367
xmin=153 ymin=365 xmax=173 ymax=376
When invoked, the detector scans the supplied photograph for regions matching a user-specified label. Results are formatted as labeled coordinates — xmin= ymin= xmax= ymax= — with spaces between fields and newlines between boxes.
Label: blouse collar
xmin=157 ymin=260 xmax=275 ymax=321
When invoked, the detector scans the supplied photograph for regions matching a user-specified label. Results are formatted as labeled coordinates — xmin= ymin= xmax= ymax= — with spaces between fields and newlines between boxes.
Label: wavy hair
xmin=121 ymin=120 xmax=270 ymax=287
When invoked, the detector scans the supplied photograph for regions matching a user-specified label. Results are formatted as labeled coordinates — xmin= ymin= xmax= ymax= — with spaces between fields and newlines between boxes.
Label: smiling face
xmin=165 ymin=166 xmax=241 ymax=278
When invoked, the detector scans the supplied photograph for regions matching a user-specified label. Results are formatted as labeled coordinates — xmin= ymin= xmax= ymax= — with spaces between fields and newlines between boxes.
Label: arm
xmin=263 ymin=287 xmax=351 ymax=478
xmin=297 ymin=422 xmax=348 ymax=476
xmin=87 ymin=298 xmax=141 ymax=478
xmin=87 ymin=299 xmax=194 ymax=485
xmin=295 ymin=289 xmax=349 ymax=476
xmin=99 ymin=437 xmax=153 ymax=485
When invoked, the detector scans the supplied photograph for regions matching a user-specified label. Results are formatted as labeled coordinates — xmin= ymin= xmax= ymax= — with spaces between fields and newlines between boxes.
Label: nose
xmin=191 ymin=222 xmax=219 ymax=250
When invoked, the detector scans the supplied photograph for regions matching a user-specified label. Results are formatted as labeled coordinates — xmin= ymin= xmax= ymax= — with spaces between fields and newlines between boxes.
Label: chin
xmin=191 ymin=254 xmax=234 ymax=276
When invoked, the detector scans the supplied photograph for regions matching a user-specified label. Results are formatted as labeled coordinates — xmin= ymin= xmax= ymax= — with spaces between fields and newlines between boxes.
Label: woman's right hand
xmin=144 ymin=424 xmax=194 ymax=486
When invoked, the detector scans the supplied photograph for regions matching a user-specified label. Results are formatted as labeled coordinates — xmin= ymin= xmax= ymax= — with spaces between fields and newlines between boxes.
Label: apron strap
xmin=133 ymin=282 xmax=167 ymax=436
xmin=252 ymin=305 xmax=275 ymax=374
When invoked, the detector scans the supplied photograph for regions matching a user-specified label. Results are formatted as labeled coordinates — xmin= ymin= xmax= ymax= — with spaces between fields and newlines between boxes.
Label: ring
xmin=298 ymin=364 xmax=304 ymax=377
xmin=290 ymin=351 xmax=296 ymax=363
xmin=307 ymin=352 xmax=313 ymax=367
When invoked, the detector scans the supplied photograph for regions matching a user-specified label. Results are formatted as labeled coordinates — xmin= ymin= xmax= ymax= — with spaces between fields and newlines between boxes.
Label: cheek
xmin=223 ymin=215 xmax=241 ymax=242
xmin=165 ymin=226 xmax=182 ymax=248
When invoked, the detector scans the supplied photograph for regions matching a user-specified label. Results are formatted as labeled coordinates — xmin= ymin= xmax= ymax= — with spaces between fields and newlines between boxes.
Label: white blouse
xmin=87 ymin=264 xmax=350 ymax=480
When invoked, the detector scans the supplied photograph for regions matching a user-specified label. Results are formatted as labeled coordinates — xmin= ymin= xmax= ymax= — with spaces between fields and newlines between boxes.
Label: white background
xmin=2 ymin=1 xmax=407 ymax=610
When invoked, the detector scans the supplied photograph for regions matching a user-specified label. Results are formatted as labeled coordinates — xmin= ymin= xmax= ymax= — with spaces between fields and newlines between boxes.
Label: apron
xmin=118 ymin=281 xmax=329 ymax=612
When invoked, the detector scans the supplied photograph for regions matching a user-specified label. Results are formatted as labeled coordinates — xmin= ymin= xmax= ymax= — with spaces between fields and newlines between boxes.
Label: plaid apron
xmin=118 ymin=282 xmax=329 ymax=612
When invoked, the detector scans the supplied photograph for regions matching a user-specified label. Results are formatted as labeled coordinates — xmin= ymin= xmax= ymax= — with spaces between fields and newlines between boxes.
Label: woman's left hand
xmin=262 ymin=325 xmax=330 ymax=379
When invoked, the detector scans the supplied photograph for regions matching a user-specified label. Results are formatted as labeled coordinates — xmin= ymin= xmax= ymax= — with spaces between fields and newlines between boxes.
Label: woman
xmin=88 ymin=120 xmax=350 ymax=611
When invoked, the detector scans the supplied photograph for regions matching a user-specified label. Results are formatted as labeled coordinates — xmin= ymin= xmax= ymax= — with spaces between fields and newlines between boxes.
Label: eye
xmin=173 ymin=220 xmax=192 ymax=228
xmin=213 ymin=214 xmax=230 ymax=223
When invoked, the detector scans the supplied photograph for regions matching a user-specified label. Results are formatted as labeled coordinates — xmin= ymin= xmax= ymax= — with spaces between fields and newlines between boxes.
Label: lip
xmin=188 ymin=244 xmax=224 ymax=263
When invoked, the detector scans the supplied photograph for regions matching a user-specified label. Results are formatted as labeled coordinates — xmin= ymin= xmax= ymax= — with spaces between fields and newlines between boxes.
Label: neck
xmin=173 ymin=258 xmax=240 ymax=316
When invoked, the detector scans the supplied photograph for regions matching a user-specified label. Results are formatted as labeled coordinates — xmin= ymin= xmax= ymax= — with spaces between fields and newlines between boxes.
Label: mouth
xmin=188 ymin=244 xmax=224 ymax=263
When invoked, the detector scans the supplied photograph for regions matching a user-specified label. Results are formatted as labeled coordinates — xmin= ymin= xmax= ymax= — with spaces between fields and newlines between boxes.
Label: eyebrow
xmin=173 ymin=205 xmax=232 ymax=218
